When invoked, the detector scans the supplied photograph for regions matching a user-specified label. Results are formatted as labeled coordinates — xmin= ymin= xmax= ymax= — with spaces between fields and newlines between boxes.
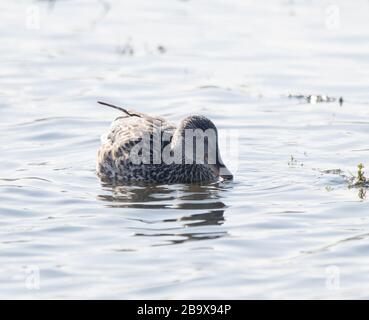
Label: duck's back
xmin=97 ymin=110 xmax=176 ymax=182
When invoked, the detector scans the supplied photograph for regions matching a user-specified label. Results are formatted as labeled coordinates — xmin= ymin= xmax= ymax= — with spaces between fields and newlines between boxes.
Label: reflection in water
xmin=97 ymin=182 xmax=231 ymax=245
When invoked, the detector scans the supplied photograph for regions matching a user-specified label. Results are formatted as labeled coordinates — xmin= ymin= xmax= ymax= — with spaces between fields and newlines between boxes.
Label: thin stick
xmin=97 ymin=101 xmax=138 ymax=117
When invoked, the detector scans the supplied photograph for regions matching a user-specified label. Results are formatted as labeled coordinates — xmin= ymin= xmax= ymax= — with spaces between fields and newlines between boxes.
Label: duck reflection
xmin=97 ymin=182 xmax=231 ymax=246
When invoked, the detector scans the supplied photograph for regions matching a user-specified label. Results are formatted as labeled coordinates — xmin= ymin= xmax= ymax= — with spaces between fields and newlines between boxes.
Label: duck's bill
xmin=219 ymin=166 xmax=233 ymax=181
xmin=210 ymin=164 xmax=233 ymax=181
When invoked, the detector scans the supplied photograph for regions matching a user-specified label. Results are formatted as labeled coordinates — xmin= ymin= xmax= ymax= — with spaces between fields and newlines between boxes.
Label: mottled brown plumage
xmin=96 ymin=101 xmax=233 ymax=184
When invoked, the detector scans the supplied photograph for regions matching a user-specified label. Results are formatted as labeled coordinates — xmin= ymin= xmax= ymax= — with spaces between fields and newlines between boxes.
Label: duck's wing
xmin=98 ymin=101 xmax=176 ymax=163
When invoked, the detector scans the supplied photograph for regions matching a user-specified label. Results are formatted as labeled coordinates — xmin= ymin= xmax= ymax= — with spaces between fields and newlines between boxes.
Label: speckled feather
xmin=96 ymin=103 xmax=218 ymax=184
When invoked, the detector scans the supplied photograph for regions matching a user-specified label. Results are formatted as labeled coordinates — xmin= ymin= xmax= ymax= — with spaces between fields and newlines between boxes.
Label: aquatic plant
xmin=357 ymin=163 xmax=366 ymax=184
xmin=350 ymin=164 xmax=368 ymax=199
xmin=317 ymin=165 xmax=368 ymax=200
xmin=348 ymin=163 xmax=369 ymax=189
xmin=288 ymin=155 xmax=303 ymax=167
xmin=288 ymin=94 xmax=343 ymax=105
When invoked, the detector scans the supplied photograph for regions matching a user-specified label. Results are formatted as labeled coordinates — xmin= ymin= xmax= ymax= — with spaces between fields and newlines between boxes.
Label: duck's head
xmin=172 ymin=115 xmax=233 ymax=181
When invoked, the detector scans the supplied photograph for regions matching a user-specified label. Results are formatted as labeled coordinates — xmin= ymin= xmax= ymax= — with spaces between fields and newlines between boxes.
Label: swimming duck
xmin=96 ymin=101 xmax=233 ymax=184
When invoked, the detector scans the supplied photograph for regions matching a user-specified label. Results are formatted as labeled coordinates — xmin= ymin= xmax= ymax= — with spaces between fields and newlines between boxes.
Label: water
xmin=1 ymin=0 xmax=369 ymax=299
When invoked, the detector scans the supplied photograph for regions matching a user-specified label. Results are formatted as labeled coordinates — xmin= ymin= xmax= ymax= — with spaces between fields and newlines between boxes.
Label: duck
xmin=96 ymin=101 xmax=233 ymax=184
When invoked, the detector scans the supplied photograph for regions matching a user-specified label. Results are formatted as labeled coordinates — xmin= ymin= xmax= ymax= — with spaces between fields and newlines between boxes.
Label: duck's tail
xmin=97 ymin=101 xmax=140 ymax=117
